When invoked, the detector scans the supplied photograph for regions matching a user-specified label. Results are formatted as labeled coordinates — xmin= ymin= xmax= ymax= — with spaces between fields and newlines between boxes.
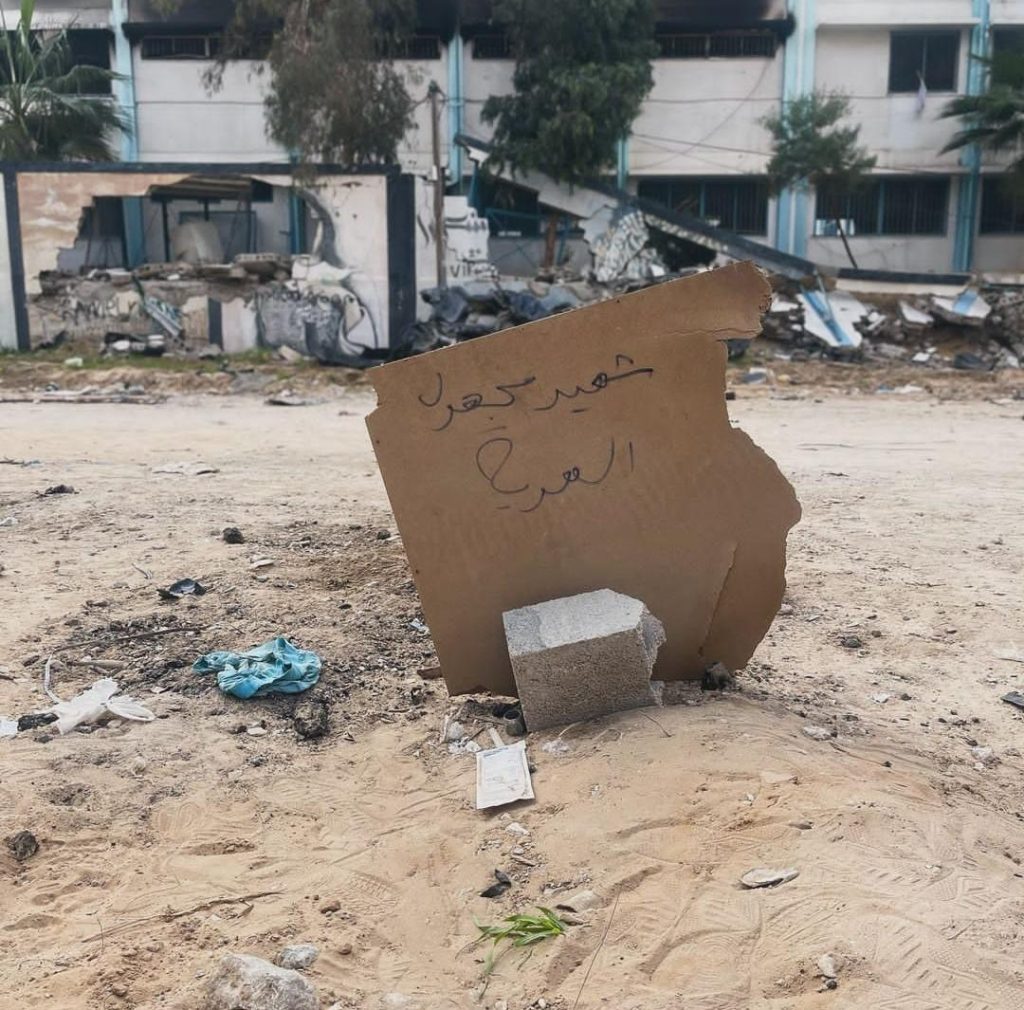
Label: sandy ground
xmin=2 ymin=378 xmax=1024 ymax=1010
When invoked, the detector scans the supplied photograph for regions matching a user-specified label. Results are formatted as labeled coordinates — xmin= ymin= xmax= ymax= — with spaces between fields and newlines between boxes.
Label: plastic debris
xmin=193 ymin=636 xmax=322 ymax=699
xmin=476 ymin=740 xmax=534 ymax=810
xmin=740 ymin=867 xmax=799 ymax=889
xmin=0 ymin=718 xmax=17 ymax=739
xmin=51 ymin=678 xmax=155 ymax=734
xmin=158 ymin=578 xmax=208 ymax=600
xmin=480 ymin=869 xmax=512 ymax=899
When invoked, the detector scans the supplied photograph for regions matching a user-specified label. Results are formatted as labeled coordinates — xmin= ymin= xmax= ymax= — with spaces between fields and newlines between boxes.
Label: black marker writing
xmin=420 ymin=374 xmax=537 ymax=431
xmin=534 ymin=353 xmax=653 ymax=412
xmin=519 ymin=439 xmax=617 ymax=513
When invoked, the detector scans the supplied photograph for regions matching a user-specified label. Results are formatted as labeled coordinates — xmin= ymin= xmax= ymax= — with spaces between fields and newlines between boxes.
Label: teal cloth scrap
xmin=193 ymin=636 xmax=321 ymax=699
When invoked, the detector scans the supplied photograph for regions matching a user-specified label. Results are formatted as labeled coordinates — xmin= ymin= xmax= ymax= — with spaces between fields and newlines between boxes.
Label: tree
xmin=941 ymin=50 xmax=1024 ymax=187
xmin=481 ymin=0 xmax=658 ymax=266
xmin=204 ymin=0 xmax=417 ymax=166
xmin=762 ymin=91 xmax=876 ymax=268
xmin=0 ymin=0 xmax=130 ymax=161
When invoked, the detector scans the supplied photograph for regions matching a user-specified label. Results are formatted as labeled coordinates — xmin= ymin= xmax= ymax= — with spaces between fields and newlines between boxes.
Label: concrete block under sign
xmin=503 ymin=589 xmax=665 ymax=730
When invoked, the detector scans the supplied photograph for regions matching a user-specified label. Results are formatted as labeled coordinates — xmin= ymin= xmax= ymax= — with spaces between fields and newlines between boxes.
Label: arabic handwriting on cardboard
xmin=418 ymin=354 xmax=652 ymax=512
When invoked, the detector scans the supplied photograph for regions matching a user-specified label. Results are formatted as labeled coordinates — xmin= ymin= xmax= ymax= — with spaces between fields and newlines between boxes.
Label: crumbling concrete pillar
xmin=503 ymin=589 xmax=665 ymax=731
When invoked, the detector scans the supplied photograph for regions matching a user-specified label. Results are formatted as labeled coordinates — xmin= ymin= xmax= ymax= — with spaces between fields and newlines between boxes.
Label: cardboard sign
xmin=367 ymin=263 xmax=801 ymax=696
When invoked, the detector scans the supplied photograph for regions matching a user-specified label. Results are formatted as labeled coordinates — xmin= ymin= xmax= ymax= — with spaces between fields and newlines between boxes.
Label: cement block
xmin=503 ymin=589 xmax=665 ymax=730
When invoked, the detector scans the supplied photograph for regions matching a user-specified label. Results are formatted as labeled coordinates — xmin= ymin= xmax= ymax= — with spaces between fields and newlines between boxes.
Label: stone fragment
xmin=6 ymin=830 xmax=39 ymax=861
xmin=740 ymin=867 xmax=799 ymax=889
xmin=503 ymin=589 xmax=665 ymax=731
xmin=276 ymin=944 xmax=319 ymax=970
xmin=293 ymin=700 xmax=329 ymax=740
xmin=202 ymin=953 xmax=317 ymax=1010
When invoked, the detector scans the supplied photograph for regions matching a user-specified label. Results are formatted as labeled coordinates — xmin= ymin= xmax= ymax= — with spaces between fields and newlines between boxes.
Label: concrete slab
xmin=503 ymin=589 xmax=665 ymax=730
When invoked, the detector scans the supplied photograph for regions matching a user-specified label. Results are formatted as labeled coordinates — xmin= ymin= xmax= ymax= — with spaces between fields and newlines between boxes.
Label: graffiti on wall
xmin=253 ymin=281 xmax=378 ymax=364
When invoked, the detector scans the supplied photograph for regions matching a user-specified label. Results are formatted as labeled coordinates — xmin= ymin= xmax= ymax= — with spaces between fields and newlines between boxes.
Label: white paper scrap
xmin=476 ymin=740 xmax=534 ymax=810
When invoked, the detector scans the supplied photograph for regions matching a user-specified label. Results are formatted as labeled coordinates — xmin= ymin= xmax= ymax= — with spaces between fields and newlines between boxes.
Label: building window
xmin=637 ymin=177 xmax=769 ymax=234
xmin=141 ymin=35 xmax=223 ymax=59
xmin=815 ymin=178 xmax=950 ymax=236
xmin=889 ymin=31 xmax=959 ymax=93
xmin=472 ymin=33 xmax=512 ymax=59
xmin=378 ymin=34 xmax=441 ymax=59
xmin=66 ymin=29 xmax=112 ymax=94
xmin=979 ymin=178 xmax=1024 ymax=234
xmin=656 ymin=30 xmax=777 ymax=59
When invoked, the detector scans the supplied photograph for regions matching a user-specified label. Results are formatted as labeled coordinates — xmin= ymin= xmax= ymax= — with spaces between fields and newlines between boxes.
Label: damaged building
xmin=0 ymin=0 xmax=1022 ymax=358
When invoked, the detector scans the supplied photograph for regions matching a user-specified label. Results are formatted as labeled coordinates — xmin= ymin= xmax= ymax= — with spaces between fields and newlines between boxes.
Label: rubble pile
xmin=758 ymin=278 xmax=1024 ymax=371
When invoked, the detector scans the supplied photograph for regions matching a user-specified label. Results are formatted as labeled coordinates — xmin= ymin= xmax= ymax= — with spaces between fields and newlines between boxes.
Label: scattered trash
xmin=502 ymin=708 xmax=526 ymax=737
xmin=802 ymin=725 xmax=833 ymax=741
xmin=540 ymin=739 xmax=571 ymax=755
xmin=203 ymin=953 xmax=318 ymax=1010
xmin=504 ymin=821 xmax=530 ymax=837
xmin=0 ymin=516 xmax=18 ymax=527
xmin=64 ymin=356 xmax=84 ymax=368
xmin=476 ymin=739 xmax=534 ymax=810
xmin=42 ymin=484 xmax=76 ymax=495
xmin=249 ymin=558 xmax=275 ymax=570
xmin=222 ymin=527 xmax=245 ymax=544
xmin=702 ymin=662 xmax=735 ymax=691
xmin=17 ymin=712 xmax=58 ymax=731
xmin=194 ymin=637 xmax=322 ymax=699
xmin=555 ymin=889 xmax=603 ymax=913
xmin=0 ymin=718 xmax=17 ymax=739
xmin=152 ymin=461 xmax=219 ymax=476
xmin=480 ymin=869 xmax=512 ymax=899
xmin=276 ymin=944 xmax=320 ymax=970
xmin=409 ymin=618 xmax=429 ymax=634
xmin=444 ymin=720 xmax=467 ymax=743
xmin=5 ymin=830 xmax=39 ymax=861
xmin=932 ymin=288 xmax=991 ymax=327
xmin=740 ymin=867 xmax=799 ymax=889
xmin=158 ymin=578 xmax=208 ymax=601
xmin=293 ymin=699 xmax=329 ymax=740
xmin=1002 ymin=692 xmax=1024 ymax=712
xmin=51 ymin=678 xmax=156 ymax=734
xmin=818 ymin=953 xmax=838 ymax=979
xmin=266 ymin=392 xmax=311 ymax=407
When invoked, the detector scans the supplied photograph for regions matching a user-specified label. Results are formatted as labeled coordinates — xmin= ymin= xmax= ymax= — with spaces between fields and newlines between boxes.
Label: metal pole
xmin=429 ymin=82 xmax=446 ymax=289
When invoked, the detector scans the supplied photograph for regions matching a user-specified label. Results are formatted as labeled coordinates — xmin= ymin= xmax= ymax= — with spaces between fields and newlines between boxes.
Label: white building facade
xmin=3 ymin=0 xmax=1023 ymax=276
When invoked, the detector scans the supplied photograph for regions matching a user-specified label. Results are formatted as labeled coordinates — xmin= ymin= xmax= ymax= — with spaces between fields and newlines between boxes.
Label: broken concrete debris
xmin=367 ymin=264 xmax=801 ymax=697
xmin=5 ymin=830 xmax=40 ymax=862
xmin=503 ymin=590 xmax=664 ymax=731
xmin=202 ymin=953 xmax=318 ymax=1010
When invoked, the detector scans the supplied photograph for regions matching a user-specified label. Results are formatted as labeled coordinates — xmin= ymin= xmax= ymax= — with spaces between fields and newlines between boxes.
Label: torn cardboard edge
xmin=367 ymin=262 xmax=802 ymax=697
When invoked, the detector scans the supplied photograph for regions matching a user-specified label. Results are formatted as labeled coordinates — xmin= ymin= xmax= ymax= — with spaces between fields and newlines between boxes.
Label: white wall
xmin=0 ymin=184 xmax=16 ymax=350
xmin=992 ymin=0 xmax=1024 ymax=25
xmin=0 ymin=1 xmax=109 ymax=28
xmin=632 ymin=55 xmax=783 ymax=177
xmin=816 ymin=27 xmax=969 ymax=174
xmin=817 ymin=1 xmax=977 ymax=27
xmin=133 ymin=58 xmax=281 ymax=162
xmin=134 ymin=53 xmax=443 ymax=170
xmin=463 ymin=50 xmax=514 ymax=143
xmin=975 ymin=237 xmax=1024 ymax=272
